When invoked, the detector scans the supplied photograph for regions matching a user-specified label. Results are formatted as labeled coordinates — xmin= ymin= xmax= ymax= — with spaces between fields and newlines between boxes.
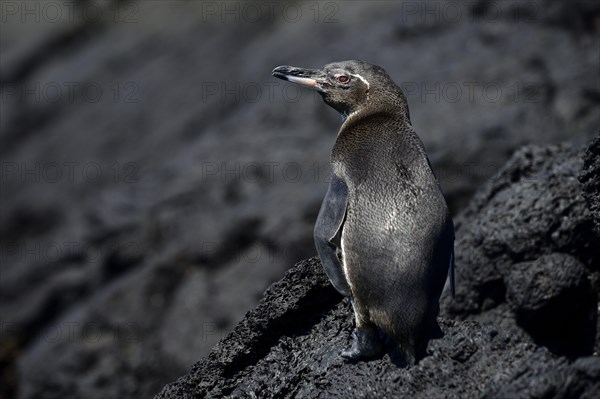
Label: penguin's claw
xmin=340 ymin=328 xmax=383 ymax=360
xmin=340 ymin=347 xmax=363 ymax=359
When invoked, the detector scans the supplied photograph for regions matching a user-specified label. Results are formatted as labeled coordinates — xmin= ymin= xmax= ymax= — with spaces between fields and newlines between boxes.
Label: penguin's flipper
xmin=314 ymin=174 xmax=351 ymax=298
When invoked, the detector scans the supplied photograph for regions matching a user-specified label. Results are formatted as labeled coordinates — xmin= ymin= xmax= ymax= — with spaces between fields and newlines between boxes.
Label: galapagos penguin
xmin=272 ymin=60 xmax=455 ymax=365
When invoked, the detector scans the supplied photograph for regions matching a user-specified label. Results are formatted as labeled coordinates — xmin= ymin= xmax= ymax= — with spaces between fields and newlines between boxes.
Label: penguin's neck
xmin=339 ymin=103 xmax=388 ymax=129
xmin=340 ymin=109 xmax=362 ymax=130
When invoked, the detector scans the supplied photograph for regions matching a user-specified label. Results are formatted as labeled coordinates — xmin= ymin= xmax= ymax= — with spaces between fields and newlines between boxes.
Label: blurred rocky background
xmin=1 ymin=1 xmax=598 ymax=398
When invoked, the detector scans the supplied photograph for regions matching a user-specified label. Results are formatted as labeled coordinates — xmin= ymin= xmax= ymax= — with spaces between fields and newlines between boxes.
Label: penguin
xmin=272 ymin=60 xmax=455 ymax=365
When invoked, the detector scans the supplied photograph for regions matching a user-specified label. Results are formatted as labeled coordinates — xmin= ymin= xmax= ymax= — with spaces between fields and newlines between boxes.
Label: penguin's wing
xmin=314 ymin=174 xmax=351 ymax=298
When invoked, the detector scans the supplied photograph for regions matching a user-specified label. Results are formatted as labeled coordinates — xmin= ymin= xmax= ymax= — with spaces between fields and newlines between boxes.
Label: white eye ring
xmin=336 ymin=75 xmax=350 ymax=83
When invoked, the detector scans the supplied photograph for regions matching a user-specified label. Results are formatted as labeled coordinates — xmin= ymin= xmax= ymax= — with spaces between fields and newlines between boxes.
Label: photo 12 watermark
xmin=1 ymin=1 xmax=139 ymax=24
xmin=1 ymin=321 xmax=141 ymax=344
xmin=198 ymin=240 xmax=305 ymax=265
xmin=199 ymin=161 xmax=331 ymax=184
xmin=198 ymin=1 xmax=339 ymax=24
xmin=1 ymin=240 xmax=143 ymax=264
xmin=196 ymin=160 xmax=514 ymax=186
xmin=199 ymin=80 xmax=546 ymax=105
xmin=396 ymin=0 xmax=539 ymax=25
xmin=1 ymin=161 xmax=140 ymax=184
xmin=401 ymin=81 xmax=545 ymax=104
xmin=0 ymin=1 xmax=540 ymax=27
xmin=1 ymin=81 xmax=140 ymax=105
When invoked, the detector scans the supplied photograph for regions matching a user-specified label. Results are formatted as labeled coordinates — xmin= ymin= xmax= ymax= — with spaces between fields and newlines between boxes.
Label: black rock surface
xmin=442 ymin=142 xmax=600 ymax=357
xmin=156 ymin=140 xmax=600 ymax=397
xmin=2 ymin=1 xmax=599 ymax=398
xmin=580 ymin=135 xmax=600 ymax=236
xmin=506 ymin=253 xmax=596 ymax=357
xmin=156 ymin=260 xmax=600 ymax=398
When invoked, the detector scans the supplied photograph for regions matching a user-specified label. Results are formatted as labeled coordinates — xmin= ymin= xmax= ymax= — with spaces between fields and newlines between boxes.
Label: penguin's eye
xmin=337 ymin=75 xmax=350 ymax=84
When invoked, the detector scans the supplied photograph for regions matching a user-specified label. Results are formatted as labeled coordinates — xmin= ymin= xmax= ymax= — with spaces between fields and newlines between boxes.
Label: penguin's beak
xmin=272 ymin=65 xmax=327 ymax=91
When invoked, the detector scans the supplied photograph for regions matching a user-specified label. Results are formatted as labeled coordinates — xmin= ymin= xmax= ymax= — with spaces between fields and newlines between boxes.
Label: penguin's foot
xmin=341 ymin=327 xmax=383 ymax=360
xmin=402 ymin=350 xmax=417 ymax=367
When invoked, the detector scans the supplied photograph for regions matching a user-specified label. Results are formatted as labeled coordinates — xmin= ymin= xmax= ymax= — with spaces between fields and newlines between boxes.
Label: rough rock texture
xmin=155 ymin=139 xmax=600 ymax=397
xmin=2 ymin=1 xmax=599 ymax=398
xmin=506 ymin=254 xmax=596 ymax=357
xmin=156 ymin=259 xmax=600 ymax=398
xmin=442 ymin=143 xmax=600 ymax=357
xmin=481 ymin=353 xmax=600 ymax=399
xmin=580 ymin=135 xmax=600 ymax=236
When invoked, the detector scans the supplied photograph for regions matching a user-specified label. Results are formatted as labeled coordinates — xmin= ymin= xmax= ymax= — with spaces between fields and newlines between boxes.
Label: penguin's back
xmin=333 ymin=112 xmax=453 ymax=343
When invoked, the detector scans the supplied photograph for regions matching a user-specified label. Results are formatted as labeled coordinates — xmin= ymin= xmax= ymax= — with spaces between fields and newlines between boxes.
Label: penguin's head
xmin=272 ymin=60 xmax=403 ymax=120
